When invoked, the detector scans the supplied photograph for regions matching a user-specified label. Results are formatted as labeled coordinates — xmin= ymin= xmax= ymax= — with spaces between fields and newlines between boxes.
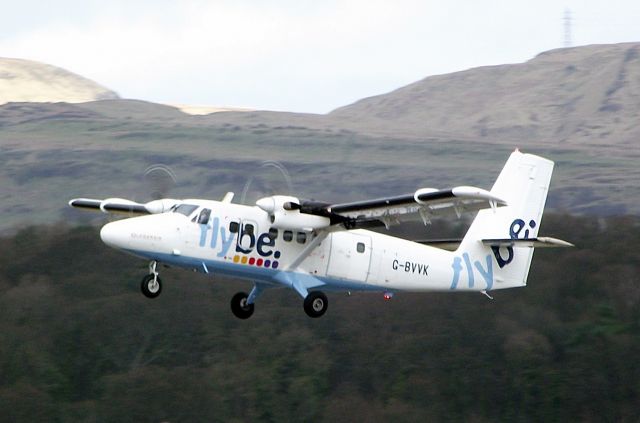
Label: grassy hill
xmin=1 ymin=44 xmax=640 ymax=233
xmin=0 ymin=106 xmax=635 ymax=233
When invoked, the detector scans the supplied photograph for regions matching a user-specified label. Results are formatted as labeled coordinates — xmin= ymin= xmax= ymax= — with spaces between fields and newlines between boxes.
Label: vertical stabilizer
xmin=457 ymin=150 xmax=554 ymax=289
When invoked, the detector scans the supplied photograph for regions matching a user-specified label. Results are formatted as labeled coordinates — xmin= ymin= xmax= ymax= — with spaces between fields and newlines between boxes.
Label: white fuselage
xmin=100 ymin=199 xmax=496 ymax=294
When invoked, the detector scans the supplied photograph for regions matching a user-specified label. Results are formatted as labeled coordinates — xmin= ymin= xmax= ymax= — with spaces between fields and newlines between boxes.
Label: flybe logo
xmin=449 ymin=218 xmax=536 ymax=290
xmin=450 ymin=253 xmax=493 ymax=290
xmin=197 ymin=218 xmax=282 ymax=269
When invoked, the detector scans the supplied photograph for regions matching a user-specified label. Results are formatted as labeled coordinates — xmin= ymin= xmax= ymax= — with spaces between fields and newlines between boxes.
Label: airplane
xmin=69 ymin=150 xmax=572 ymax=319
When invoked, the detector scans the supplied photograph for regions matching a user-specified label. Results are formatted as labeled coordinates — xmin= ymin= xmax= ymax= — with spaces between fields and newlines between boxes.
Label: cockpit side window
xmin=197 ymin=208 xmax=211 ymax=224
xmin=174 ymin=204 xmax=199 ymax=217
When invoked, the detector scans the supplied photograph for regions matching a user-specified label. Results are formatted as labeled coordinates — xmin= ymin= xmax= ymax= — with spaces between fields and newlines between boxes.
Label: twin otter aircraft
xmin=70 ymin=150 xmax=571 ymax=319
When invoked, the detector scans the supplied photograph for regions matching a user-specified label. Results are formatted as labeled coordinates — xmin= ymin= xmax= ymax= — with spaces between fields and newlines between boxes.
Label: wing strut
xmin=284 ymin=230 xmax=329 ymax=271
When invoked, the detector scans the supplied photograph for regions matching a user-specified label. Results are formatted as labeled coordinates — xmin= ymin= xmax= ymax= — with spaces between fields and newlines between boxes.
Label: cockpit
xmin=172 ymin=203 xmax=199 ymax=217
xmin=172 ymin=204 xmax=212 ymax=225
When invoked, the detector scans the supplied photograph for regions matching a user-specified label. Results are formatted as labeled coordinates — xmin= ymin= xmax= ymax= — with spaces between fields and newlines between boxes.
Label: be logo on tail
xmin=450 ymin=218 xmax=536 ymax=290
xmin=491 ymin=218 xmax=537 ymax=268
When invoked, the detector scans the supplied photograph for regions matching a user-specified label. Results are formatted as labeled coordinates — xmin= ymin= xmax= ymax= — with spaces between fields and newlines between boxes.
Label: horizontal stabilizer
xmin=482 ymin=237 xmax=574 ymax=248
xmin=416 ymin=236 xmax=574 ymax=251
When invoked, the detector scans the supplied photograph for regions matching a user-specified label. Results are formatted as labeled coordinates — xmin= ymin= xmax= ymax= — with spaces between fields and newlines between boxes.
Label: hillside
xmin=0 ymin=58 xmax=118 ymax=105
xmin=329 ymin=43 xmax=640 ymax=148
xmin=0 ymin=43 xmax=639 ymax=233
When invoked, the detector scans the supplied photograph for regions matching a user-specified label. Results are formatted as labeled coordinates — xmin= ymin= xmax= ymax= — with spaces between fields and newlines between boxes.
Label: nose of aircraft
xmin=100 ymin=220 xmax=129 ymax=249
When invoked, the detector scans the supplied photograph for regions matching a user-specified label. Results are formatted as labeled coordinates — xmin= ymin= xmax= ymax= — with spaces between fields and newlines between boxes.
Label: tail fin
xmin=457 ymin=150 xmax=554 ymax=289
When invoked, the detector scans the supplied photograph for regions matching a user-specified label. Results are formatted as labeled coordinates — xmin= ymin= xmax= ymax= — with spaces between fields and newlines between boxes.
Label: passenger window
xmin=283 ymin=230 xmax=293 ymax=242
xmin=357 ymin=242 xmax=365 ymax=253
xmin=244 ymin=224 xmax=254 ymax=236
xmin=268 ymin=228 xmax=278 ymax=240
xmin=229 ymin=222 xmax=239 ymax=233
xmin=296 ymin=232 xmax=307 ymax=244
xmin=197 ymin=208 xmax=211 ymax=224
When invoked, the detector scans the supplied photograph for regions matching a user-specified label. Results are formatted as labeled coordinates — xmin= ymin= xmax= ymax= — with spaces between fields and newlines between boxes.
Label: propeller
xmin=116 ymin=160 xmax=293 ymax=216
xmin=143 ymin=164 xmax=177 ymax=200
xmin=107 ymin=163 xmax=178 ymax=219
xmin=239 ymin=160 xmax=294 ymax=206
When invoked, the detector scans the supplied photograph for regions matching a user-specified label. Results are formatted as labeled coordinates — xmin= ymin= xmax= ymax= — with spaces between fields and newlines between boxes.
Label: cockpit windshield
xmin=173 ymin=204 xmax=199 ymax=217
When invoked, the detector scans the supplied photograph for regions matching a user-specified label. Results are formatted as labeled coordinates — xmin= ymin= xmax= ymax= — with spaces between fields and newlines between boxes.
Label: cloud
xmin=0 ymin=1 xmax=446 ymax=110
xmin=0 ymin=0 xmax=638 ymax=112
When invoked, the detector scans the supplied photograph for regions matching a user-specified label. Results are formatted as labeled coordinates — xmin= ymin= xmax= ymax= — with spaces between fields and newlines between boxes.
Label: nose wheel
xmin=141 ymin=261 xmax=162 ymax=299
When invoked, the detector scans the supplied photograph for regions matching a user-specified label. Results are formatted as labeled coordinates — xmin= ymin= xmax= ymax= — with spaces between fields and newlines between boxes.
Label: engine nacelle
xmin=256 ymin=195 xmax=330 ymax=230
xmin=144 ymin=199 xmax=181 ymax=214
xmin=256 ymin=195 xmax=298 ymax=214
xmin=270 ymin=210 xmax=330 ymax=230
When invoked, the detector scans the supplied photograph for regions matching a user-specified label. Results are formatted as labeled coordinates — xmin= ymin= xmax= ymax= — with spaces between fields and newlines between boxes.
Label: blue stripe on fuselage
xmin=122 ymin=248 xmax=386 ymax=294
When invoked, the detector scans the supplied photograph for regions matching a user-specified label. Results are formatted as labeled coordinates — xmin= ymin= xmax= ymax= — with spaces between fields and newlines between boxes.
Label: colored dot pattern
xmin=232 ymin=254 xmax=279 ymax=269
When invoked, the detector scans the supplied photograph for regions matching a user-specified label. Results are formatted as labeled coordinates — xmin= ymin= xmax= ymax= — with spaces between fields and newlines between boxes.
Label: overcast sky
xmin=0 ymin=0 xmax=638 ymax=113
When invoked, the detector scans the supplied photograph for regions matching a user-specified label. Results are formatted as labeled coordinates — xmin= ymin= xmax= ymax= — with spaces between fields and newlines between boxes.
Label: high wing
xmin=69 ymin=198 xmax=179 ymax=215
xmin=71 ymin=185 xmax=505 ymax=231
xmin=299 ymin=186 xmax=506 ymax=229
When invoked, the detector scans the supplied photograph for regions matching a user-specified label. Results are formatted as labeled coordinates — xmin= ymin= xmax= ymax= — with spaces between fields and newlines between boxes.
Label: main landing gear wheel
xmin=304 ymin=291 xmax=328 ymax=318
xmin=141 ymin=274 xmax=162 ymax=298
xmin=231 ymin=292 xmax=255 ymax=319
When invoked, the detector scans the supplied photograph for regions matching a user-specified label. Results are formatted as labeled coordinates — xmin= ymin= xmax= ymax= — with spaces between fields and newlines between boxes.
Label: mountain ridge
xmin=0 ymin=57 xmax=119 ymax=105
xmin=328 ymin=42 xmax=640 ymax=146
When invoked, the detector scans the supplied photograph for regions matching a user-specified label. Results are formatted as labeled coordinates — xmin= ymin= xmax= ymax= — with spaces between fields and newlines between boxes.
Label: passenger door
xmin=327 ymin=232 xmax=372 ymax=282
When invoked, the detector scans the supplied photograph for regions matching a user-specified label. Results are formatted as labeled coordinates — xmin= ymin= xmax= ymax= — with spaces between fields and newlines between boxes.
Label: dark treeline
xmin=0 ymin=214 xmax=639 ymax=422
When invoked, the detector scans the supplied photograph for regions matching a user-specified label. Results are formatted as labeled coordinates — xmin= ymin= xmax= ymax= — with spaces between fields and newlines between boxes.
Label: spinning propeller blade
xmin=239 ymin=160 xmax=294 ymax=206
xmin=143 ymin=164 xmax=177 ymax=200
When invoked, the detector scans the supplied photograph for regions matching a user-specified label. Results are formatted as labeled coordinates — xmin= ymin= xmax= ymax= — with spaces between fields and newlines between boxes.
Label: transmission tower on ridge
xmin=564 ymin=8 xmax=573 ymax=48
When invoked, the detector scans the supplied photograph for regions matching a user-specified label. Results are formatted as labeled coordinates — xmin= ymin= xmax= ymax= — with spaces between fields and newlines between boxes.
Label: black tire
xmin=230 ymin=292 xmax=255 ymax=319
xmin=141 ymin=274 xmax=162 ymax=299
xmin=303 ymin=291 xmax=328 ymax=318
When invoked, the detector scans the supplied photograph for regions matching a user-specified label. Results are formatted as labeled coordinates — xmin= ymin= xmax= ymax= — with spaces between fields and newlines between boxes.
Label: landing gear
xmin=230 ymin=292 xmax=255 ymax=319
xmin=304 ymin=291 xmax=328 ymax=318
xmin=141 ymin=260 xmax=162 ymax=299
xmin=141 ymin=274 xmax=162 ymax=298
